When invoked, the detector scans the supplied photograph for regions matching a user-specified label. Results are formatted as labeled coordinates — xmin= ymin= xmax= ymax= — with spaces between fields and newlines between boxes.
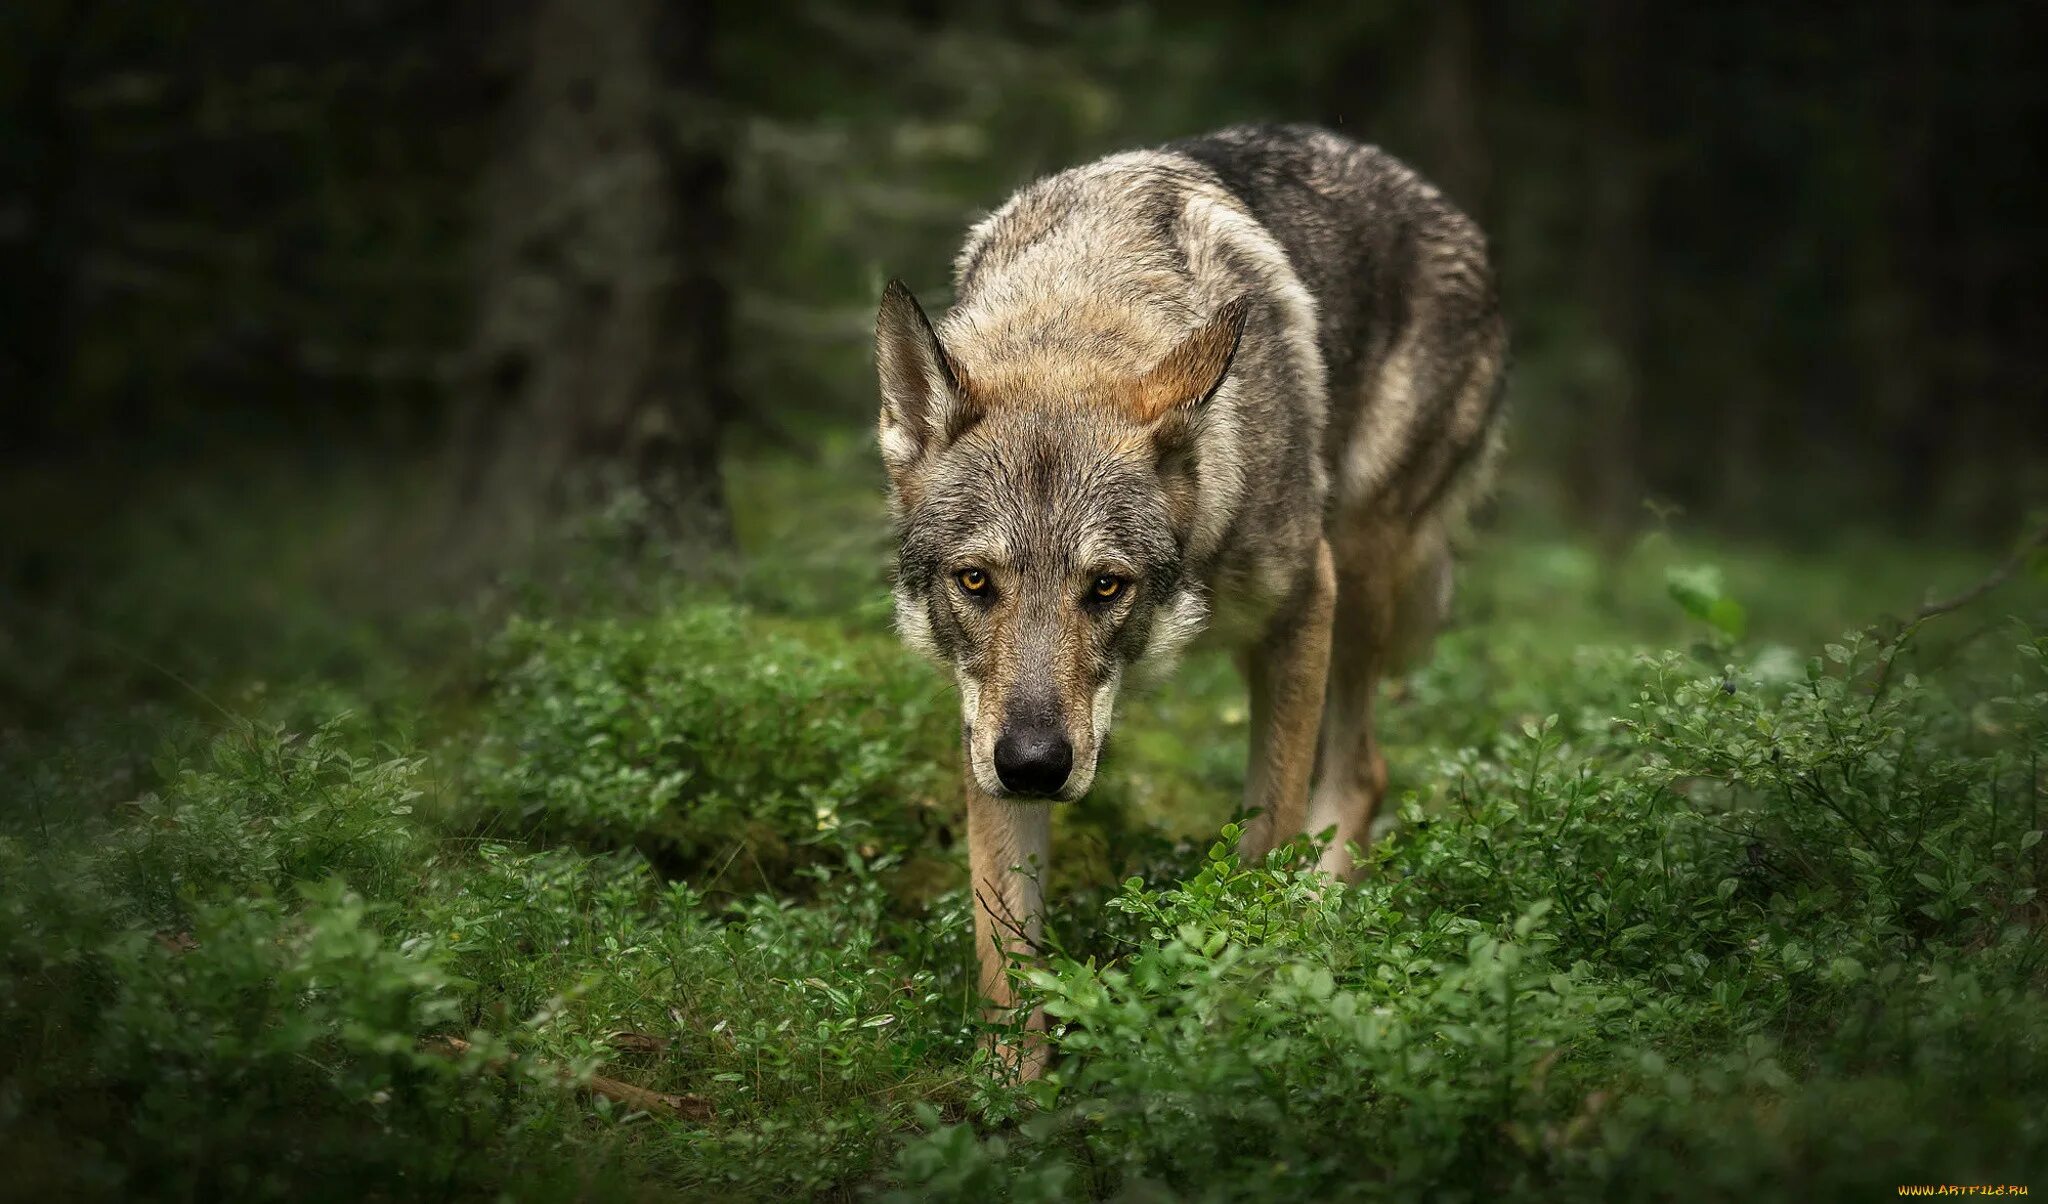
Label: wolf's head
xmin=874 ymin=280 xmax=1247 ymax=800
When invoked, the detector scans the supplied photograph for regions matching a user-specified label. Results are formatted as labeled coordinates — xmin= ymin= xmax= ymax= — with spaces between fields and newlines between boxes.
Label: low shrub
xmin=466 ymin=603 xmax=954 ymax=887
xmin=5 ymin=529 xmax=2044 ymax=1202
xmin=887 ymin=620 xmax=2048 ymax=1200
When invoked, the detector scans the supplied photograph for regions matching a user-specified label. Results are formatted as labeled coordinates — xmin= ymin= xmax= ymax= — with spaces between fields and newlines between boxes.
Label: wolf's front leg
xmin=1236 ymin=538 xmax=1337 ymax=863
xmin=965 ymin=770 xmax=1052 ymax=1078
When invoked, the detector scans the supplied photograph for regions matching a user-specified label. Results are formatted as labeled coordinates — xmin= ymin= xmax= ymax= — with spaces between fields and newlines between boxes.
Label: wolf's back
xmin=1164 ymin=126 xmax=1496 ymax=408
xmin=944 ymin=124 xmax=1503 ymax=533
xmin=1167 ymin=124 xmax=1505 ymax=523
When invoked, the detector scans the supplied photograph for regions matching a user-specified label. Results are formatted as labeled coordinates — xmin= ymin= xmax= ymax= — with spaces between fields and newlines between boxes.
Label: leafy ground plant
xmin=908 ymin=618 xmax=2045 ymax=1201
xmin=2 ymin=492 xmax=2044 ymax=1201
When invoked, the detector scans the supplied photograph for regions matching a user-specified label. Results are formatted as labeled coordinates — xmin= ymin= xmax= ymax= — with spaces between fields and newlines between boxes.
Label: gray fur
xmin=877 ymin=123 xmax=1505 ymax=806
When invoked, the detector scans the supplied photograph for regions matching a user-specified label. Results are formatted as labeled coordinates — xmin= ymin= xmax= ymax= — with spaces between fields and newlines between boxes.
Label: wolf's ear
xmin=876 ymin=280 xmax=975 ymax=482
xmin=1123 ymin=295 xmax=1251 ymax=424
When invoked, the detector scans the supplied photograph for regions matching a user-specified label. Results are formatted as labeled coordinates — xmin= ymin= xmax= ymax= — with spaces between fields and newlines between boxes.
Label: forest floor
xmin=3 ymin=443 xmax=2046 ymax=1201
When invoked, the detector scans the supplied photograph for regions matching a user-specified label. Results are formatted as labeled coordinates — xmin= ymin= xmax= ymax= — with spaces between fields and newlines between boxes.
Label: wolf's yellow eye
xmin=1092 ymin=575 xmax=1124 ymax=600
xmin=956 ymin=568 xmax=989 ymax=595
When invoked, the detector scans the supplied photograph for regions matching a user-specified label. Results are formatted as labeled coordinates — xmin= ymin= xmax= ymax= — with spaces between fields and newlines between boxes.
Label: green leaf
xmin=1666 ymin=565 xmax=1747 ymax=638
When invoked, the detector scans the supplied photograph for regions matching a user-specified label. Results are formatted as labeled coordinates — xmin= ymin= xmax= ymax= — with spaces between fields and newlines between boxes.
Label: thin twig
xmin=0 ymin=594 xmax=237 ymax=721
xmin=973 ymin=881 xmax=1042 ymax=954
xmin=422 ymin=1034 xmax=712 ymax=1122
xmin=1866 ymin=519 xmax=2048 ymax=707
xmin=1913 ymin=520 xmax=2048 ymax=623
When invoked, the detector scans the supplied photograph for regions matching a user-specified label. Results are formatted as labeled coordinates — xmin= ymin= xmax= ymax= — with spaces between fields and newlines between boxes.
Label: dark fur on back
xmin=1164 ymin=124 xmax=1505 ymax=521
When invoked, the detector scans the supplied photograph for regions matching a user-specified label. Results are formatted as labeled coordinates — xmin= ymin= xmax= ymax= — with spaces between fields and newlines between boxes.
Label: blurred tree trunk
xmin=2 ymin=0 xmax=91 ymax=464
xmin=1569 ymin=0 xmax=1646 ymax=542
xmin=1414 ymin=0 xmax=1489 ymax=222
xmin=1865 ymin=0 xmax=1937 ymax=531
xmin=454 ymin=0 xmax=732 ymax=556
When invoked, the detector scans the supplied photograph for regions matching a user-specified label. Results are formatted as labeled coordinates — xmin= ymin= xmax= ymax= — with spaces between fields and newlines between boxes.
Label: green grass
xmin=2 ymin=454 xmax=2045 ymax=1200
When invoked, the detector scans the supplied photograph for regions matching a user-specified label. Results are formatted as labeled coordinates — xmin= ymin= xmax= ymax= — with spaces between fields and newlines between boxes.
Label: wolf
xmin=874 ymin=124 xmax=1505 ymax=1071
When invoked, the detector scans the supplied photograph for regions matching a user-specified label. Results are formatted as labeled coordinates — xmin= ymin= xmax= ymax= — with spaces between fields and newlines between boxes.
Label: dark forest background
xmin=5 ymin=0 xmax=2044 ymax=582
xmin=5 ymin=6 xmax=2048 ymax=1199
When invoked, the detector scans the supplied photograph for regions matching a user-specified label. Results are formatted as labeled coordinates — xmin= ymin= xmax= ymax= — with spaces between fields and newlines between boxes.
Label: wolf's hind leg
xmin=1305 ymin=521 xmax=1449 ymax=877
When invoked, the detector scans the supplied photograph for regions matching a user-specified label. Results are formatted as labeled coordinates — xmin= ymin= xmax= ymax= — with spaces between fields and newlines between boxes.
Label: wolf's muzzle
xmin=993 ymin=725 xmax=1073 ymax=797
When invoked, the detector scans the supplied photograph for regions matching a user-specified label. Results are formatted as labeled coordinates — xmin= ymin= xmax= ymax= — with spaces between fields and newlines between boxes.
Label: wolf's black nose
xmin=993 ymin=726 xmax=1073 ymax=796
